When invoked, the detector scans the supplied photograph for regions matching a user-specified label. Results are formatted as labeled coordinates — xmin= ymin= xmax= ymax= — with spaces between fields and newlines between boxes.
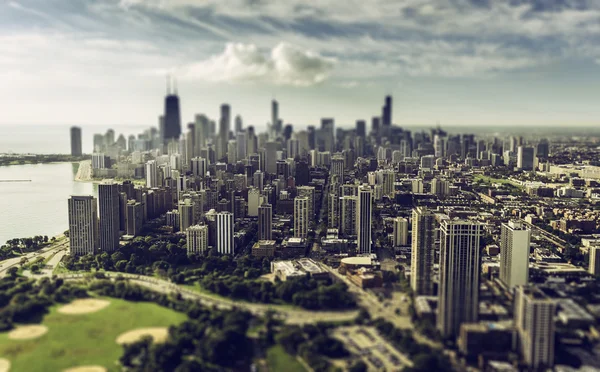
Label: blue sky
xmin=1 ymin=0 xmax=600 ymax=130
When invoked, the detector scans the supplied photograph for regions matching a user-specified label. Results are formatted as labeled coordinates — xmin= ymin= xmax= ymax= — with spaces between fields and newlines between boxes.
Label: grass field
xmin=0 ymin=297 xmax=187 ymax=372
xmin=266 ymin=345 xmax=306 ymax=372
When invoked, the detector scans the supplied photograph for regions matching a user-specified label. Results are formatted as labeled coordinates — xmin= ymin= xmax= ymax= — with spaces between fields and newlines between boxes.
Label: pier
xmin=0 ymin=179 xmax=32 ymax=182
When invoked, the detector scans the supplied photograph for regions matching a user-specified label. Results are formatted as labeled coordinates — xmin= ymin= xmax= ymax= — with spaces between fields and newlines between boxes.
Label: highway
xmin=0 ymin=238 xmax=69 ymax=278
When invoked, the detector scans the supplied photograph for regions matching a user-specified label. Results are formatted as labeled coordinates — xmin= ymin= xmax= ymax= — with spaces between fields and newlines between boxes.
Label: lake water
xmin=0 ymin=163 xmax=97 ymax=245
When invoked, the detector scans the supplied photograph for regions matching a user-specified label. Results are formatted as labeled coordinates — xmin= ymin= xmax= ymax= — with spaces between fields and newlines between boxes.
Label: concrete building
xmin=393 ymin=217 xmax=409 ymax=246
xmin=186 ymin=224 xmax=208 ymax=256
xmin=216 ymin=212 xmax=234 ymax=255
xmin=70 ymin=126 xmax=82 ymax=156
xmin=294 ymin=196 xmax=309 ymax=238
xmin=68 ymin=195 xmax=99 ymax=256
xmin=514 ymin=286 xmax=556 ymax=370
xmin=252 ymin=240 xmax=276 ymax=258
xmin=331 ymin=156 xmax=345 ymax=178
xmin=297 ymin=185 xmax=315 ymax=219
xmin=517 ymin=146 xmax=535 ymax=171
xmin=126 ymin=200 xmax=143 ymax=236
xmin=340 ymin=196 xmax=357 ymax=236
xmin=438 ymin=219 xmax=483 ymax=339
xmin=258 ymin=203 xmax=273 ymax=240
xmin=357 ymin=185 xmax=373 ymax=254
xmin=500 ymin=220 xmax=531 ymax=289
xmin=145 ymin=160 xmax=159 ymax=188
xmin=411 ymin=207 xmax=436 ymax=295
xmin=98 ymin=180 xmax=120 ymax=253
xmin=178 ymin=198 xmax=195 ymax=232
xmin=589 ymin=246 xmax=600 ymax=276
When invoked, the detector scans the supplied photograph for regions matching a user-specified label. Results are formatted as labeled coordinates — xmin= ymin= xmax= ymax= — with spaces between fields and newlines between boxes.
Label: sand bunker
xmin=8 ymin=325 xmax=48 ymax=340
xmin=0 ymin=358 xmax=10 ymax=372
xmin=63 ymin=366 xmax=107 ymax=372
xmin=116 ymin=327 xmax=169 ymax=345
xmin=58 ymin=299 xmax=110 ymax=315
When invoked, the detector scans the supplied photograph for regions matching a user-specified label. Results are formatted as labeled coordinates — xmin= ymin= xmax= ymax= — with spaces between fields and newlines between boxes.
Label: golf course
xmin=0 ymin=297 xmax=187 ymax=372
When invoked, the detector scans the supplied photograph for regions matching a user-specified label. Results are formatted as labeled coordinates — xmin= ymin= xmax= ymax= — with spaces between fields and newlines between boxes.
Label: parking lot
xmin=332 ymin=326 xmax=412 ymax=371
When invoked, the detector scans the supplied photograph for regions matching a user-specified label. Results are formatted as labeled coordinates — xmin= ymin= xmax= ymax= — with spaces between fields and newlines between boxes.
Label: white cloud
xmin=179 ymin=42 xmax=335 ymax=86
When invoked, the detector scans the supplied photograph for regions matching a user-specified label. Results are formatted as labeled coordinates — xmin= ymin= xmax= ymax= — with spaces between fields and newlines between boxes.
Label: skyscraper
xmin=297 ymin=185 xmax=315 ymax=219
xmin=356 ymin=185 xmax=373 ymax=254
xmin=294 ymin=196 xmax=309 ymax=238
xmin=68 ymin=195 xmax=99 ymax=256
xmin=218 ymin=104 xmax=231 ymax=160
xmin=517 ymin=146 xmax=535 ymax=170
xmin=146 ymin=160 xmax=159 ymax=188
xmin=258 ymin=203 xmax=273 ymax=240
xmin=331 ymin=156 xmax=345 ymax=178
xmin=98 ymin=180 xmax=120 ymax=253
xmin=216 ymin=212 xmax=234 ymax=255
xmin=500 ymin=220 xmax=531 ymax=289
xmin=340 ymin=195 xmax=357 ymax=236
xmin=186 ymin=224 xmax=208 ymax=256
xmin=393 ymin=217 xmax=408 ymax=247
xmin=163 ymin=79 xmax=181 ymax=144
xmin=589 ymin=246 xmax=600 ymax=276
xmin=178 ymin=198 xmax=195 ymax=232
xmin=514 ymin=286 xmax=556 ymax=370
xmin=70 ymin=126 xmax=82 ymax=156
xmin=271 ymin=99 xmax=279 ymax=136
xmin=410 ymin=207 xmax=435 ymax=295
xmin=438 ymin=219 xmax=483 ymax=339
xmin=382 ymin=95 xmax=392 ymax=127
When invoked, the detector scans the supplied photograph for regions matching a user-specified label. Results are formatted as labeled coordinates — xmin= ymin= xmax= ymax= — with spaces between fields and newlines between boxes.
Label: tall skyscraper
xmin=382 ymin=95 xmax=392 ymax=127
xmin=500 ymin=220 xmax=531 ymax=289
xmin=146 ymin=160 xmax=159 ymax=188
xmin=331 ymin=156 xmax=345 ymax=178
xmin=271 ymin=99 xmax=279 ymax=136
xmin=438 ymin=219 xmax=483 ymax=339
xmin=216 ymin=212 xmax=234 ymax=255
xmin=218 ymin=104 xmax=231 ymax=160
xmin=294 ymin=196 xmax=309 ymax=238
xmin=297 ymin=185 xmax=315 ymax=219
xmin=98 ymin=180 xmax=120 ymax=253
xmin=410 ymin=207 xmax=435 ymax=295
xmin=517 ymin=146 xmax=535 ymax=170
xmin=68 ymin=195 xmax=99 ymax=256
xmin=356 ymin=185 xmax=373 ymax=254
xmin=178 ymin=198 xmax=195 ymax=232
xmin=258 ymin=203 xmax=273 ymax=240
xmin=186 ymin=224 xmax=208 ymax=256
xmin=589 ymin=246 xmax=600 ymax=276
xmin=163 ymin=79 xmax=181 ymax=144
xmin=70 ymin=126 xmax=82 ymax=156
xmin=393 ymin=217 xmax=408 ymax=247
xmin=514 ymin=286 xmax=556 ymax=370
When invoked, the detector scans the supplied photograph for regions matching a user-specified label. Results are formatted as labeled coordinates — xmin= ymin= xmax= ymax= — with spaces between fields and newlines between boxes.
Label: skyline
xmin=2 ymin=0 xmax=600 ymax=127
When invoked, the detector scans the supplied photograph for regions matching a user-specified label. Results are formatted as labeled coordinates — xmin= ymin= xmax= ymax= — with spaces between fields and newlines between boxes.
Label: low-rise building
xmin=252 ymin=240 xmax=277 ymax=258
xmin=271 ymin=258 xmax=329 ymax=281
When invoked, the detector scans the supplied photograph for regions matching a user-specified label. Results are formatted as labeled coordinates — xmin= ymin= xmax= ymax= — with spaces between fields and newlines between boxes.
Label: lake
xmin=0 ymin=162 xmax=97 ymax=245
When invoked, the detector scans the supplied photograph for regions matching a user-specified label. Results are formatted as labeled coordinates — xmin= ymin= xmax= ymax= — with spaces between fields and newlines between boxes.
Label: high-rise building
xmin=218 ymin=104 xmax=231 ymax=160
xmin=382 ymin=95 xmax=392 ymax=127
xmin=340 ymin=196 xmax=357 ymax=236
xmin=258 ymin=203 xmax=273 ymax=240
xmin=146 ymin=160 xmax=159 ymax=188
xmin=271 ymin=99 xmax=280 ymax=136
xmin=186 ymin=224 xmax=208 ymax=256
xmin=265 ymin=141 xmax=279 ymax=174
xmin=190 ymin=157 xmax=207 ymax=177
xmin=216 ymin=212 xmax=234 ymax=255
xmin=68 ymin=195 xmax=99 ymax=256
xmin=294 ymin=196 xmax=309 ymax=238
xmin=126 ymin=200 xmax=143 ymax=236
xmin=98 ymin=180 xmax=120 ymax=253
xmin=331 ymin=156 xmax=345 ymax=178
xmin=178 ymin=198 xmax=195 ymax=231
xmin=410 ymin=208 xmax=435 ymax=295
xmin=514 ymin=286 xmax=556 ymax=370
xmin=517 ymin=146 xmax=535 ymax=171
xmin=500 ymin=220 xmax=531 ymax=289
xmin=356 ymin=120 xmax=366 ymax=137
xmin=438 ymin=219 xmax=483 ymax=339
xmin=356 ymin=185 xmax=373 ymax=254
xmin=70 ymin=126 xmax=82 ymax=156
xmin=163 ymin=80 xmax=181 ymax=144
xmin=393 ymin=217 xmax=408 ymax=246
xmin=589 ymin=246 xmax=600 ymax=276
xmin=297 ymin=185 xmax=315 ymax=219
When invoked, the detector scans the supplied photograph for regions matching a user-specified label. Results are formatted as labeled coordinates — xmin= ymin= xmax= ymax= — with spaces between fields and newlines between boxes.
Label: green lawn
xmin=266 ymin=345 xmax=306 ymax=372
xmin=0 ymin=297 xmax=187 ymax=372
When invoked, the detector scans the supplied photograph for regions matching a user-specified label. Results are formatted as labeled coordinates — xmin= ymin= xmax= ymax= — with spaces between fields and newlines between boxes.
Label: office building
xmin=331 ymin=156 xmax=345 ymax=178
xmin=393 ymin=217 xmax=408 ymax=247
xmin=500 ymin=221 xmax=531 ymax=289
xmin=98 ymin=180 xmax=120 ymax=253
xmin=514 ymin=286 xmax=556 ymax=370
xmin=178 ymin=198 xmax=195 ymax=232
xmin=186 ymin=224 xmax=208 ymax=256
xmin=340 ymin=196 xmax=357 ymax=236
xmin=258 ymin=203 xmax=273 ymax=240
xmin=410 ymin=207 xmax=435 ymax=295
xmin=517 ymin=146 xmax=535 ymax=171
xmin=163 ymin=79 xmax=181 ymax=144
xmin=216 ymin=212 xmax=234 ymax=255
xmin=294 ymin=196 xmax=309 ymax=238
xmin=146 ymin=160 xmax=159 ymax=188
xmin=126 ymin=200 xmax=143 ymax=236
xmin=356 ymin=185 xmax=373 ymax=254
xmin=218 ymin=104 xmax=230 ymax=160
xmin=70 ymin=126 xmax=82 ymax=156
xmin=68 ymin=195 xmax=99 ymax=256
xmin=382 ymin=95 xmax=392 ymax=127
xmin=297 ymin=185 xmax=315 ymax=219
xmin=438 ymin=219 xmax=483 ymax=339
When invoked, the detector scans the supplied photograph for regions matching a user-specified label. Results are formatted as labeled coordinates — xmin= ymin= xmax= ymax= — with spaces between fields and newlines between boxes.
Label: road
xmin=0 ymin=238 xmax=69 ymax=278
xmin=57 ymin=271 xmax=359 ymax=325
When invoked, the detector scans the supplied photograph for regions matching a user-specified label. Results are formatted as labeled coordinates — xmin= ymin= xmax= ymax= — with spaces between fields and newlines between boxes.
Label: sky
xmin=2 ymin=0 xmax=600 ymax=131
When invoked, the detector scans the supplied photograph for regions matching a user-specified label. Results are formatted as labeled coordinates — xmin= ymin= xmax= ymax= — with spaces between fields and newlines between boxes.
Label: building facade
xmin=68 ymin=195 xmax=99 ymax=256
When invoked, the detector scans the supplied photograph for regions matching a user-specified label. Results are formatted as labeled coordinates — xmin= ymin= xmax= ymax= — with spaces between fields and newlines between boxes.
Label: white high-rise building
xmin=98 ymin=180 xmax=120 ymax=253
xmin=247 ymin=187 xmax=263 ymax=217
xmin=438 ymin=219 xmax=483 ymax=339
xmin=297 ymin=186 xmax=315 ymax=220
xmin=376 ymin=169 xmax=395 ymax=197
xmin=514 ymin=286 xmax=556 ymax=370
xmin=68 ymin=195 xmax=99 ymax=256
xmin=356 ymin=185 xmax=373 ymax=254
xmin=410 ymin=207 xmax=435 ymax=295
xmin=190 ymin=157 xmax=207 ymax=177
xmin=393 ymin=217 xmax=408 ymax=247
xmin=589 ymin=246 xmax=600 ymax=276
xmin=500 ymin=220 xmax=531 ymax=289
xmin=216 ymin=212 xmax=234 ymax=255
xmin=294 ymin=196 xmax=309 ymax=238
xmin=146 ymin=160 xmax=159 ymax=188
xmin=186 ymin=224 xmax=208 ymax=256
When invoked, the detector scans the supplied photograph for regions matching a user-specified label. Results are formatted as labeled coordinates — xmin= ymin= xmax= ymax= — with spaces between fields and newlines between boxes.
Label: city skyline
xmin=2 ymin=1 xmax=600 ymax=127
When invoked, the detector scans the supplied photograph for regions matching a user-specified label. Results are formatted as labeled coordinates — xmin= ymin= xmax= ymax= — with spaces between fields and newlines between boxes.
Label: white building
xmin=145 ymin=160 xmax=159 ymax=188
xmin=393 ymin=217 xmax=408 ymax=246
xmin=500 ymin=220 xmax=531 ymax=289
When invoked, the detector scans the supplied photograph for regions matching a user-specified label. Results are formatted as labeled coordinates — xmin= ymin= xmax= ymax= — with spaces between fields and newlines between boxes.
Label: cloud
xmin=179 ymin=42 xmax=335 ymax=86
